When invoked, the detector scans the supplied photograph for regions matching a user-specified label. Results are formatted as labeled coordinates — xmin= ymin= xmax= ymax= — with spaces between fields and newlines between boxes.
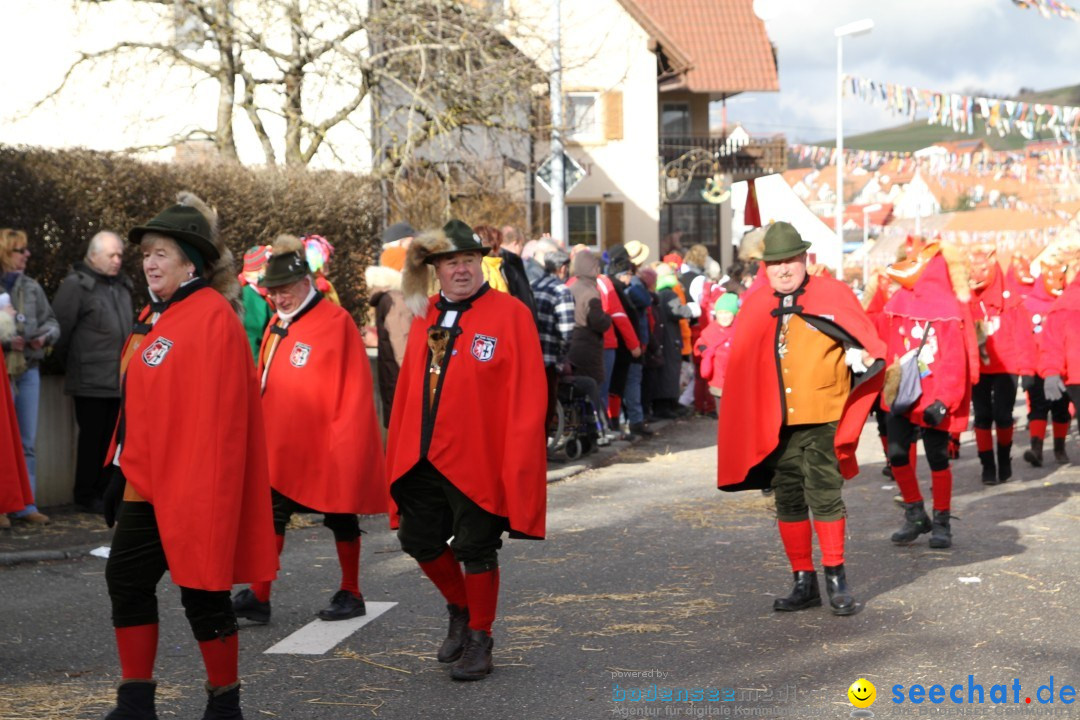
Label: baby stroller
xmin=550 ymin=376 xmax=605 ymax=460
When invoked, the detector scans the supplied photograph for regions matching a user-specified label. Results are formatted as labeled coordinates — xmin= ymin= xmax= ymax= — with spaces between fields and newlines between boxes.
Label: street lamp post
xmin=834 ymin=18 xmax=874 ymax=279
xmin=861 ymin=202 xmax=882 ymax=288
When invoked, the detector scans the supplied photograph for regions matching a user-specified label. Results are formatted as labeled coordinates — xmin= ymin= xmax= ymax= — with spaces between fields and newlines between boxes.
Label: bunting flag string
xmin=843 ymin=74 xmax=1080 ymax=144
xmin=1011 ymin=0 xmax=1080 ymax=21
xmin=787 ymin=142 xmax=1080 ymax=178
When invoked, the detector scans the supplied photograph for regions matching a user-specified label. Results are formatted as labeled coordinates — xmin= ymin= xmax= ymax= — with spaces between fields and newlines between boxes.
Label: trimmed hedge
xmin=0 ymin=146 xmax=382 ymax=322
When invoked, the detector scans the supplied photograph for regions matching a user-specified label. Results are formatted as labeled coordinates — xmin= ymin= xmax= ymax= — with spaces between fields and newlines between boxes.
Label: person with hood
xmin=881 ymin=242 xmax=979 ymax=551
xmin=698 ymin=292 xmax=739 ymax=399
xmin=0 ymin=228 xmax=60 ymax=526
xmin=1038 ymin=255 xmax=1080 ymax=445
xmin=51 ymin=231 xmax=134 ymax=514
xmin=652 ymin=264 xmax=693 ymax=418
xmin=1013 ymin=257 xmax=1072 ymax=466
xmin=566 ymin=249 xmax=613 ymax=435
xmin=387 ymin=219 xmax=547 ymax=682
xmin=968 ymin=246 xmax=1020 ymax=484
xmin=100 ymin=192 xmax=278 ymax=719
xmin=717 ymin=222 xmax=885 ymax=616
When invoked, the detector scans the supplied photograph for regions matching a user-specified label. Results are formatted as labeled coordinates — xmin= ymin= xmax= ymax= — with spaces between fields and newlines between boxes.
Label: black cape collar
xmin=435 ymin=282 xmax=490 ymax=312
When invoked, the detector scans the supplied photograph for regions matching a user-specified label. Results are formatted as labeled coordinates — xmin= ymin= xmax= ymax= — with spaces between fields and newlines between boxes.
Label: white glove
xmin=845 ymin=346 xmax=868 ymax=374
xmin=1044 ymin=375 xmax=1067 ymax=402
xmin=686 ymin=302 xmax=702 ymax=318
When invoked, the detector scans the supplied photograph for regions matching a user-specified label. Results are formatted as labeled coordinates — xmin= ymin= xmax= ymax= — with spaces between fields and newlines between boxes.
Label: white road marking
xmin=263 ymin=601 xmax=396 ymax=655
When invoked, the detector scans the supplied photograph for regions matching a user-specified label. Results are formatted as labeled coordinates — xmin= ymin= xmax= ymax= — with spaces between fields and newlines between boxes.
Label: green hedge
xmin=0 ymin=146 xmax=382 ymax=322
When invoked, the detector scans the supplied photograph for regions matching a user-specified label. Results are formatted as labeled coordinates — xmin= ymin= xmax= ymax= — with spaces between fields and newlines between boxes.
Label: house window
xmin=568 ymin=204 xmax=600 ymax=246
xmin=661 ymin=103 xmax=691 ymax=137
xmin=566 ymin=92 xmax=600 ymax=141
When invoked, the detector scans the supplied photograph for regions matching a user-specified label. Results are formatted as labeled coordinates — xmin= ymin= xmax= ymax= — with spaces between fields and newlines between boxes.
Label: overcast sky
xmin=718 ymin=0 xmax=1080 ymax=143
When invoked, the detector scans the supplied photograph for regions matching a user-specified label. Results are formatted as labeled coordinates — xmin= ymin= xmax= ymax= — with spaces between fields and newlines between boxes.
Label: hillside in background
xmin=815 ymin=83 xmax=1080 ymax=152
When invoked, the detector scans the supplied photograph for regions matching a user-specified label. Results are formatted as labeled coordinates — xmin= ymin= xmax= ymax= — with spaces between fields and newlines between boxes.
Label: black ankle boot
xmin=437 ymin=604 xmax=470 ymax=663
xmin=1023 ymin=437 xmax=1044 ymax=467
xmin=105 ymin=680 xmax=157 ymax=719
xmin=1054 ymin=436 xmax=1070 ymax=464
xmin=822 ymin=565 xmax=856 ymax=615
xmin=772 ymin=571 xmax=821 ymax=612
xmin=450 ymin=628 xmax=494 ymax=681
xmin=231 ymin=588 xmax=270 ymax=625
xmin=891 ymin=501 xmax=931 ymax=544
xmin=978 ymin=450 xmax=998 ymax=485
xmin=202 ymin=681 xmax=242 ymax=720
xmin=928 ymin=510 xmax=952 ymax=549
xmin=997 ymin=444 xmax=1012 ymax=483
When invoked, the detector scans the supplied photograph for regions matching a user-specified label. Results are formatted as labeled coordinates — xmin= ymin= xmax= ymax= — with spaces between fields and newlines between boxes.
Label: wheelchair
xmin=549 ymin=376 xmax=604 ymax=461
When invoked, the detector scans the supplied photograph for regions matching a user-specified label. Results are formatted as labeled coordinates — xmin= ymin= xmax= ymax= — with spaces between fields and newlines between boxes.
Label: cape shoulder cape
xmin=115 ymin=287 xmax=277 ymax=591
xmin=0 ymin=378 xmax=33 ymax=513
xmin=717 ymin=275 xmax=886 ymax=491
xmin=260 ymin=298 xmax=388 ymax=514
xmin=1038 ymin=274 xmax=1080 ymax=383
xmin=385 ymin=287 xmax=548 ymax=539
xmin=970 ymin=263 xmax=1016 ymax=374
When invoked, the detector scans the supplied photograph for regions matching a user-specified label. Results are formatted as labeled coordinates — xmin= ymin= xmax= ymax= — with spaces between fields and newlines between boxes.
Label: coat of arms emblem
xmin=290 ymin=342 xmax=312 ymax=368
xmin=471 ymin=333 xmax=497 ymax=362
xmin=141 ymin=337 xmax=174 ymax=367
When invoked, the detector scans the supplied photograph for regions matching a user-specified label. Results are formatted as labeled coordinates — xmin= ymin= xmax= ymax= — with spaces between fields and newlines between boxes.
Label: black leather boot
xmin=928 ymin=510 xmax=952 ymax=549
xmin=1054 ymin=436 xmax=1070 ymax=464
xmin=450 ymin=628 xmax=494 ymax=681
xmin=1023 ymin=437 xmax=1044 ymax=467
xmin=772 ymin=571 xmax=821 ymax=612
xmin=231 ymin=589 xmax=270 ymax=625
xmin=201 ymin=681 xmax=243 ymax=720
xmin=104 ymin=679 xmax=157 ymax=719
xmin=822 ymin=565 xmax=856 ymax=616
xmin=437 ymin=604 xmax=470 ymax=663
xmin=978 ymin=450 xmax=998 ymax=485
xmin=891 ymin=501 xmax=931 ymax=544
xmin=997 ymin=445 xmax=1013 ymax=483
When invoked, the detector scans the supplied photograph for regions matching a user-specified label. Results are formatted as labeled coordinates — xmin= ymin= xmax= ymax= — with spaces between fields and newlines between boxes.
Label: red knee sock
xmin=931 ymin=468 xmax=953 ymax=513
xmin=463 ymin=569 xmax=499 ymax=634
xmin=777 ymin=520 xmax=814 ymax=572
xmin=1053 ymin=421 xmax=1070 ymax=439
xmin=336 ymin=539 xmax=361 ymax=597
xmin=251 ymin=533 xmax=285 ymax=603
xmin=417 ymin=548 xmax=467 ymax=608
xmin=608 ymin=395 xmax=621 ymax=421
xmin=115 ymin=624 xmax=158 ymax=680
xmin=1029 ymin=419 xmax=1048 ymax=440
xmin=198 ymin=633 xmax=238 ymax=689
xmin=975 ymin=428 xmax=993 ymax=453
xmin=997 ymin=426 xmax=1013 ymax=448
xmin=892 ymin=463 xmax=923 ymax=503
xmin=813 ymin=518 xmax=846 ymax=568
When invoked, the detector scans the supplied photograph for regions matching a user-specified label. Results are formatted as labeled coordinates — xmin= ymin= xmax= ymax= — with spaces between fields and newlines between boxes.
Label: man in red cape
xmin=231 ymin=247 xmax=388 ymax=626
xmin=718 ymin=222 xmax=885 ymax=616
xmin=880 ymin=243 xmax=979 ymax=550
xmin=387 ymin=219 xmax=546 ymax=681
xmin=1038 ymin=260 xmax=1080 ymax=439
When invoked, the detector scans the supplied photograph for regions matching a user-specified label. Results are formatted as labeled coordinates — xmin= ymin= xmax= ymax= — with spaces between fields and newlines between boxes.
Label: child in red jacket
xmin=698 ymin=293 xmax=739 ymax=399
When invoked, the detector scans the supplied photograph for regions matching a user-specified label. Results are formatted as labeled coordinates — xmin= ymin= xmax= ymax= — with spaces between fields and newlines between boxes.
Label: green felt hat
xmin=761 ymin=221 xmax=812 ymax=262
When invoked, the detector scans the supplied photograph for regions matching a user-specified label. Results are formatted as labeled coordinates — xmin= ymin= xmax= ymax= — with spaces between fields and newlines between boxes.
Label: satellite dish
xmin=753 ymin=0 xmax=781 ymax=21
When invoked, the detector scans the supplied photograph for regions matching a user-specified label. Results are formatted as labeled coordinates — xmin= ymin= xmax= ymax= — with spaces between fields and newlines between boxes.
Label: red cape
xmin=260 ymin=298 xmax=388 ymax=514
xmin=385 ymin=287 xmax=548 ymax=538
xmin=1015 ymin=283 xmax=1056 ymax=375
xmin=1038 ymin=274 xmax=1080 ymax=384
xmin=970 ymin=263 xmax=1017 ymax=374
xmin=717 ymin=275 xmax=887 ymax=490
xmin=0 ymin=378 xmax=33 ymax=514
xmin=115 ymin=288 xmax=278 ymax=591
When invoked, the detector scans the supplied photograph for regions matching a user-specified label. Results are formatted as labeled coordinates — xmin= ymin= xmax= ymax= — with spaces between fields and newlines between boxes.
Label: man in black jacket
xmin=51 ymin=231 xmax=133 ymax=513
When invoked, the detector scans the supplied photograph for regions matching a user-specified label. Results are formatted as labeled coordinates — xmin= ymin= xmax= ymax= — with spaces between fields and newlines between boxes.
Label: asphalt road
xmin=1 ymin=417 xmax=1077 ymax=720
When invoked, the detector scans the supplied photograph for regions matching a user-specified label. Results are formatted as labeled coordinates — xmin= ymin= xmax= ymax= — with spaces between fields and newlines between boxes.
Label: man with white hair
xmin=52 ymin=231 xmax=133 ymax=513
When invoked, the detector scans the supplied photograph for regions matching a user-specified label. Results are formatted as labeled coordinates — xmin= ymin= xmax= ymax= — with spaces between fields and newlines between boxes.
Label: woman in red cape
xmin=101 ymin=193 xmax=277 ymax=719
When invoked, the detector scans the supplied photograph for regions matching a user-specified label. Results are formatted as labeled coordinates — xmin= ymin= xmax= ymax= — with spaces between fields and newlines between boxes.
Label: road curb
xmin=0 ymin=544 xmax=97 ymax=567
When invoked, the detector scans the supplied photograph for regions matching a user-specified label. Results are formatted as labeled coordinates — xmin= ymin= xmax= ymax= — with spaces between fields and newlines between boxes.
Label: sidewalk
xmin=0 ymin=416 xmax=686 ymax=567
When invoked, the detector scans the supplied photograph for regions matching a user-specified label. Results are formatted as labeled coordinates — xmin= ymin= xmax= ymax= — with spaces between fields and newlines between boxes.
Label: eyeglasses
xmin=12 ymin=247 xmax=29 ymax=255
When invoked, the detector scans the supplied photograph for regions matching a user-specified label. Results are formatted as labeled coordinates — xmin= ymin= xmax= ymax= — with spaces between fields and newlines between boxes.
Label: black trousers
xmin=105 ymin=501 xmax=236 ymax=641
xmin=1023 ymin=375 xmax=1073 ymax=423
xmin=391 ymin=460 xmax=506 ymax=574
xmin=887 ymin=413 xmax=950 ymax=472
xmin=73 ymin=396 xmax=121 ymax=505
xmin=972 ymin=373 xmax=1018 ymax=430
xmin=271 ymin=488 xmax=360 ymax=540
xmin=544 ymin=365 xmax=558 ymax=433
xmin=1070 ymin=386 xmax=1080 ymax=426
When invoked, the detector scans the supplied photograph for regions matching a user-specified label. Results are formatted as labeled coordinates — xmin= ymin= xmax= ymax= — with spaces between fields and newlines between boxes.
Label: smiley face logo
xmin=848 ymin=678 xmax=876 ymax=708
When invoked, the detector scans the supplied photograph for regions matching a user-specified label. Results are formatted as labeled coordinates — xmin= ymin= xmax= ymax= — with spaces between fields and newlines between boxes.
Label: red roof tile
xmin=622 ymin=0 xmax=779 ymax=94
